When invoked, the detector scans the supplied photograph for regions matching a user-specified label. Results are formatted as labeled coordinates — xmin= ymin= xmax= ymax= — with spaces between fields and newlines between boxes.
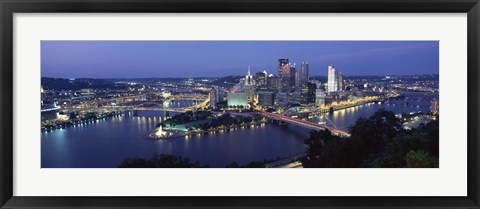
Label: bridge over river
xmin=258 ymin=110 xmax=350 ymax=137
xmin=61 ymin=97 xmax=210 ymax=114
xmin=212 ymin=110 xmax=350 ymax=137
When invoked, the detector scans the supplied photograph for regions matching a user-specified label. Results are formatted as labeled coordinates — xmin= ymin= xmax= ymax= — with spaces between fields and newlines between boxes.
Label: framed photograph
xmin=1 ymin=0 xmax=479 ymax=208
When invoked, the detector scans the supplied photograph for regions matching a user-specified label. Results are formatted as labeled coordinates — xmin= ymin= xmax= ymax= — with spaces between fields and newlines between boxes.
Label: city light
xmin=41 ymin=41 xmax=439 ymax=168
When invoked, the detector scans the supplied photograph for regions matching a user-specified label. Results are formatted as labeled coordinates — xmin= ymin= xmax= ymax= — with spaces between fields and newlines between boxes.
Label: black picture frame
xmin=1 ymin=0 xmax=479 ymax=208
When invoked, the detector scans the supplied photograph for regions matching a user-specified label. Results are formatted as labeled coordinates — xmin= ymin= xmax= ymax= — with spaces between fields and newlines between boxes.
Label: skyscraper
xmin=245 ymin=66 xmax=254 ymax=86
xmin=242 ymin=67 xmax=256 ymax=103
xmin=327 ymin=65 xmax=338 ymax=92
xmin=290 ymin=63 xmax=297 ymax=92
xmin=258 ymin=91 xmax=275 ymax=108
xmin=281 ymin=63 xmax=297 ymax=93
xmin=210 ymin=86 xmax=219 ymax=109
xmin=338 ymin=72 xmax=344 ymax=91
xmin=277 ymin=58 xmax=289 ymax=91
xmin=280 ymin=63 xmax=290 ymax=92
xmin=267 ymin=74 xmax=277 ymax=92
xmin=254 ymin=70 xmax=267 ymax=89
xmin=301 ymin=82 xmax=316 ymax=105
xmin=300 ymin=61 xmax=309 ymax=85
xmin=315 ymin=89 xmax=326 ymax=106
xmin=295 ymin=70 xmax=301 ymax=91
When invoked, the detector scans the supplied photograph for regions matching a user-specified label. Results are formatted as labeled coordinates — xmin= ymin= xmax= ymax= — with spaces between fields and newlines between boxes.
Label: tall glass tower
xmin=327 ymin=65 xmax=338 ymax=92
xmin=277 ymin=58 xmax=289 ymax=91
xmin=300 ymin=61 xmax=309 ymax=85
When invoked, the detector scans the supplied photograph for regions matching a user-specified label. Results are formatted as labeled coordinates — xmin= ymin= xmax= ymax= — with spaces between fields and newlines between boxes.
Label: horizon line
xmin=41 ymin=73 xmax=439 ymax=80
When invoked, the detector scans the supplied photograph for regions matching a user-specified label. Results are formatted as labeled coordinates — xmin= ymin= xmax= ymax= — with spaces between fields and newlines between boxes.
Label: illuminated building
xmin=291 ymin=91 xmax=301 ymax=104
xmin=161 ymin=91 xmax=171 ymax=98
xmin=338 ymin=72 xmax=344 ymax=91
xmin=280 ymin=63 xmax=296 ymax=93
xmin=41 ymin=86 xmax=45 ymax=105
xmin=245 ymin=85 xmax=255 ymax=103
xmin=255 ymin=71 xmax=267 ymax=89
xmin=277 ymin=58 xmax=289 ymax=91
xmin=430 ymin=99 xmax=439 ymax=114
xmin=290 ymin=64 xmax=297 ymax=92
xmin=258 ymin=92 xmax=275 ymax=108
xmin=267 ymin=74 xmax=277 ymax=91
xmin=245 ymin=66 xmax=254 ymax=86
xmin=295 ymin=70 xmax=301 ymax=91
xmin=310 ymin=80 xmax=323 ymax=90
xmin=324 ymin=95 xmax=334 ymax=105
xmin=210 ymin=87 xmax=220 ymax=109
xmin=227 ymin=92 xmax=248 ymax=108
xmin=218 ymin=89 xmax=227 ymax=102
xmin=301 ymin=82 xmax=316 ymax=105
xmin=275 ymin=92 xmax=288 ymax=107
xmin=327 ymin=65 xmax=338 ymax=92
xmin=280 ymin=63 xmax=291 ymax=92
xmin=300 ymin=61 xmax=309 ymax=85
xmin=315 ymin=89 xmax=326 ymax=106
xmin=242 ymin=67 xmax=256 ymax=102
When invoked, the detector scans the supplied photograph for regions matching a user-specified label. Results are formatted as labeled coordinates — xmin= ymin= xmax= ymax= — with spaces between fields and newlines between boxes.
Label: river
xmin=41 ymin=91 xmax=438 ymax=168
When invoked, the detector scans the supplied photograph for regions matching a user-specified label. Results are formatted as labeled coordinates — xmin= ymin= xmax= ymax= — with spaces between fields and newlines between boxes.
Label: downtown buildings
xmin=219 ymin=58 xmax=315 ymax=110
xmin=327 ymin=65 xmax=344 ymax=93
xmin=211 ymin=58 xmax=350 ymax=111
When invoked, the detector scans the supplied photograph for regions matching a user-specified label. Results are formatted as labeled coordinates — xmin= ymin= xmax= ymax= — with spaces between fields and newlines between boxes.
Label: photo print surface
xmin=41 ymin=41 xmax=439 ymax=168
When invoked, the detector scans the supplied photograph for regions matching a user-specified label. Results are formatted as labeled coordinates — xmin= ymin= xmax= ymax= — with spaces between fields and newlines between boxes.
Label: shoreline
xmin=319 ymin=93 xmax=404 ymax=113
xmin=148 ymin=120 xmax=268 ymax=140
xmin=41 ymin=111 xmax=127 ymax=132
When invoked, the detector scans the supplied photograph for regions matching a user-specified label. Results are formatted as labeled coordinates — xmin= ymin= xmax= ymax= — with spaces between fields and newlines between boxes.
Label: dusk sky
xmin=41 ymin=41 xmax=439 ymax=78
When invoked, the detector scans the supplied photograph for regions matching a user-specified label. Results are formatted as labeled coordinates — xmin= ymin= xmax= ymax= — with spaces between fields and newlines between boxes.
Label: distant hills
xmin=42 ymin=74 xmax=438 ymax=90
xmin=41 ymin=77 xmax=128 ymax=91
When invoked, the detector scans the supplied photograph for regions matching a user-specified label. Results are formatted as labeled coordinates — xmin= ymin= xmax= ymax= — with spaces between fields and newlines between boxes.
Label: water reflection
xmin=42 ymin=109 xmax=309 ymax=168
xmin=41 ymin=92 xmax=437 ymax=168
xmin=327 ymin=91 xmax=438 ymax=130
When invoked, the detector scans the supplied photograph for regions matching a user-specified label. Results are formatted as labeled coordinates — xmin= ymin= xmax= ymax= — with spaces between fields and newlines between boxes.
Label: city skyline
xmin=41 ymin=41 xmax=439 ymax=78
xmin=41 ymin=41 xmax=439 ymax=168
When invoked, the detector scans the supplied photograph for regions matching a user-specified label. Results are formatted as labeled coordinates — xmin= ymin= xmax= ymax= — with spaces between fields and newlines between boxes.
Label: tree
xmin=366 ymin=117 xmax=439 ymax=168
xmin=225 ymin=160 xmax=269 ymax=168
xmin=301 ymin=109 xmax=439 ymax=168
xmin=348 ymin=109 xmax=402 ymax=166
xmin=119 ymin=154 xmax=207 ymax=168
xmin=301 ymin=129 xmax=351 ymax=168
xmin=404 ymin=150 xmax=434 ymax=168
xmin=69 ymin=112 xmax=78 ymax=120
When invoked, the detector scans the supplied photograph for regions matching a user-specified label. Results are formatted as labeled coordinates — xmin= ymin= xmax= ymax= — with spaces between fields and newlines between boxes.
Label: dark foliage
xmin=225 ymin=161 xmax=265 ymax=168
xmin=160 ymin=111 xmax=212 ymax=127
xmin=224 ymin=157 xmax=281 ymax=168
xmin=209 ymin=75 xmax=243 ymax=88
xmin=301 ymin=109 xmax=439 ymax=168
xmin=119 ymin=154 xmax=207 ymax=168
xmin=42 ymin=77 xmax=129 ymax=91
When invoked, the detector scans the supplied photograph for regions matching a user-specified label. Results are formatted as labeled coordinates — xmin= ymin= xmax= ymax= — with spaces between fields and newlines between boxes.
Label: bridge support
xmin=271 ymin=119 xmax=288 ymax=127
xmin=279 ymin=121 xmax=289 ymax=127
xmin=329 ymin=107 xmax=334 ymax=114
xmin=133 ymin=110 xmax=138 ymax=117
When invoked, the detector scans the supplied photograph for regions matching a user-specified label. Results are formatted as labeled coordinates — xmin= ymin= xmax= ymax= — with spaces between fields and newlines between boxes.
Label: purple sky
xmin=41 ymin=41 xmax=438 ymax=78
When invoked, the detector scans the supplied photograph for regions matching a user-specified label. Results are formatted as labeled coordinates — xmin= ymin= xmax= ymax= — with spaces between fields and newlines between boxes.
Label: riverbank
xmin=41 ymin=111 xmax=127 ymax=132
xmin=148 ymin=120 xmax=268 ymax=140
xmin=319 ymin=93 xmax=403 ymax=113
